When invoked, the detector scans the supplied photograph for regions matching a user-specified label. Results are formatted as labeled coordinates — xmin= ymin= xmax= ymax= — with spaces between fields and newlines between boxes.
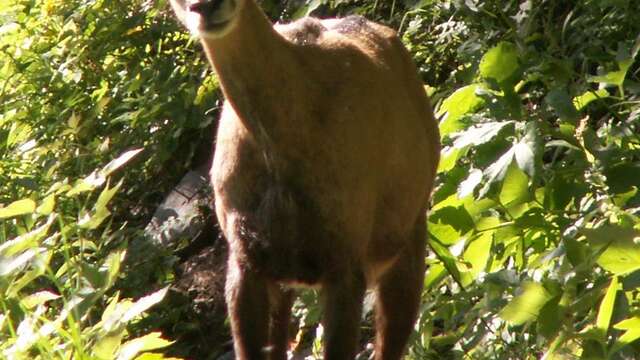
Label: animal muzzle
xmin=187 ymin=0 xmax=224 ymax=15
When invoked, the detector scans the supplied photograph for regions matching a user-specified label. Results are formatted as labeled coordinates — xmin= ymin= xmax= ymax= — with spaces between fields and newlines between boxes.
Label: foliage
xmin=0 ymin=0 xmax=217 ymax=358
xmin=3 ymin=0 xmax=640 ymax=359
xmin=408 ymin=0 xmax=640 ymax=358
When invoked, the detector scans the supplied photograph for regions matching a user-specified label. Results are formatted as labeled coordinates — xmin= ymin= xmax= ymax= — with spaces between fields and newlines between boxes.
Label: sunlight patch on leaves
xmin=500 ymin=282 xmax=553 ymax=326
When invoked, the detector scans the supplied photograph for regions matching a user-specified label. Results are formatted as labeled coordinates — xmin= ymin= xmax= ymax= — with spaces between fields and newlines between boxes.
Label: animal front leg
xmin=226 ymin=253 xmax=270 ymax=360
xmin=321 ymin=273 xmax=366 ymax=360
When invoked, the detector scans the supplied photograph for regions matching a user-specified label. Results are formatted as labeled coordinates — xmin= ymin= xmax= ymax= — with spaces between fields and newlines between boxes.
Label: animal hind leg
xmin=322 ymin=270 xmax=367 ymax=360
xmin=268 ymin=285 xmax=294 ymax=360
xmin=373 ymin=219 xmax=427 ymax=360
xmin=226 ymin=252 xmax=270 ymax=360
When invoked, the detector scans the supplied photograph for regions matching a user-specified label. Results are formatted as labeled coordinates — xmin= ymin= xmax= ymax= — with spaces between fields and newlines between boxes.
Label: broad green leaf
xmin=7 ymin=247 xmax=53 ymax=296
xmin=121 ymin=287 xmax=169 ymax=323
xmin=96 ymin=180 xmax=123 ymax=211
xmin=101 ymin=148 xmax=144 ymax=177
xmin=292 ymin=0 xmax=324 ymax=18
xmin=500 ymin=282 xmax=553 ymax=325
xmin=21 ymin=290 xmax=60 ymax=309
xmin=499 ymin=162 xmax=530 ymax=207
xmin=0 ymin=215 xmax=56 ymax=257
xmin=595 ymin=277 xmax=618 ymax=340
xmin=117 ymin=332 xmax=174 ymax=360
xmin=428 ymin=237 xmax=463 ymax=286
xmin=583 ymin=226 xmax=640 ymax=275
xmin=613 ymin=316 xmax=640 ymax=330
xmin=537 ymin=296 xmax=562 ymax=339
xmin=479 ymin=147 xmax=515 ymax=197
xmin=451 ymin=121 xmax=514 ymax=149
xmin=0 ymin=248 xmax=44 ymax=277
xmin=36 ymin=194 xmax=55 ymax=215
xmin=458 ymin=169 xmax=482 ymax=198
xmin=573 ymin=89 xmax=609 ymax=111
xmin=94 ymin=330 xmax=125 ymax=360
xmin=437 ymin=84 xmax=485 ymax=137
xmin=514 ymin=124 xmax=537 ymax=177
xmin=611 ymin=316 xmax=640 ymax=353
xmin=479 ymin=42 xmax=520 ymax=87
xmin=68 ymin=171 xmax=106 ymax=196
xmin=0 ymin=199 xmax=36 ymax=219
xmin=103 ymin=250 xmax=125 ymax=289
xmin=134 ymin=353 xmax=184 ymax=360
xmin=428 ymin=206 xmax=474 ymax=245
xmin=424 ymin=263 xmax=446 ymax=290
xmin=588 ymin=71 xmax=626 ymax=87
xmin=437 ymin=147 xmax=462 ymax=173
xmin=463 ymin=228 xmax=495 ymax=280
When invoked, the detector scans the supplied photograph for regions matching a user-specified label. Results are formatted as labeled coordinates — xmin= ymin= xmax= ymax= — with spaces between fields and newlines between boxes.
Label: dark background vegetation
xmin=1 ymin=0 xmax=640 ymax=359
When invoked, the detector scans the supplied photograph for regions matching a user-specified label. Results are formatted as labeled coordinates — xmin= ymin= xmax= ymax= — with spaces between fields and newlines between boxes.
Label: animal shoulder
xmin=274 ymin=15 xmax=397 ymax=49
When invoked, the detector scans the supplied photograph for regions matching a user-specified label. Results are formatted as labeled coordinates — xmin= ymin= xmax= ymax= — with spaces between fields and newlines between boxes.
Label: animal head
xmin=169 ymin=0 xmax=245 ymax=38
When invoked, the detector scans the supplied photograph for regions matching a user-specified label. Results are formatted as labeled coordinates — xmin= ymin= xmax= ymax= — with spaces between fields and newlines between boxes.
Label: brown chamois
xmin=169 ymin=0 xmax=441 ymax=359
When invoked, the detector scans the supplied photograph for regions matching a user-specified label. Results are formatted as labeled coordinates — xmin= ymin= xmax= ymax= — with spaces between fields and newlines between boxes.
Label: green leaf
xmin=545 ymin=89 xmax=579 ymax=124
xmin=451 ymin=121 xmax=514 ymax=149
xmin=437 ymin=147 xmax=462 ymax=173
xmin=500 ymin=282 xmax=553 ymax=325
xmin=595 ymin=277 xmax=618 ymax=340
xmin=292 ymin=0 xmax=324 ymax=18
xmin=437 ymin=84 xmax=485 ymax=137
xmin=611 ymin=316 xmax=640 ymax=354
xmin=537 ymin=296 xmax=562 ymax=339
xmin=583 ymin=226 xmax=640 ymax=275
xmin=463 ymin=226 xmax=496 ymax=280
xmin=101 ymin=148 xmax=144 ymax=177
xmin=21 ymin=290 xmax=60 ymax=309
xmin=499 ymin=162 xmax=530 ymax=207
xmin=0 ymin=199 xmax=36 ymax=219
xmin=479 ymin=147 xmax=515 ymax=197
xmin=458 ymin=169 xmax=482 ymax=198
xmin=116 ymin=332 xmax=174 ymax=360
xmin=36 ymin=195 xmax=55 ymax=215
xmin=424 ymin=263 xmax=446 ymax=290
xmin=0 ymin=215 xmax=56 ymax=257
xmin=428 ymin=237 xmax=463 ymax=286
xmin=573 ymin=89 xmax=609 ymax=111
xmin=479 ymin=42 xmax=520 ymax=88
xmin=588 ymin=70 xmax=627 ymax=87
xmin=121 ymin=287 xmax=169 ymax=323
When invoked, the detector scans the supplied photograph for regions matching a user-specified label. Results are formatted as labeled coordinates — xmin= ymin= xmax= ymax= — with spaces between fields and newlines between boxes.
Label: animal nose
xmin=188 ymin=0 xmax=221 ymax=14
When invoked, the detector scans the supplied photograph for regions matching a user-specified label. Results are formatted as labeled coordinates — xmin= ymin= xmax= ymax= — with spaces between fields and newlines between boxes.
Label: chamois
xmin=169 ymin=0 xmax=441 ymax=359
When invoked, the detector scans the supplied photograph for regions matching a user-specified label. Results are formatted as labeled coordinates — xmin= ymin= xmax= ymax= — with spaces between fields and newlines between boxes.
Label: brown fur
xmin=170 ymin=0 xmax=440 ymax=358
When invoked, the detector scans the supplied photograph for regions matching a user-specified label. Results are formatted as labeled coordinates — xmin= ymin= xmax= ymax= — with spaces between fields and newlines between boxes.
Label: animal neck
xmin=199 ymin=0 xmax=294 ymax=138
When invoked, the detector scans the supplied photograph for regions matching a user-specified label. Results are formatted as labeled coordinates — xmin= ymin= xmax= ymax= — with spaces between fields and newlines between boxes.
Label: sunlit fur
xmin=170 ymin=0 xmax=441 ymax=359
